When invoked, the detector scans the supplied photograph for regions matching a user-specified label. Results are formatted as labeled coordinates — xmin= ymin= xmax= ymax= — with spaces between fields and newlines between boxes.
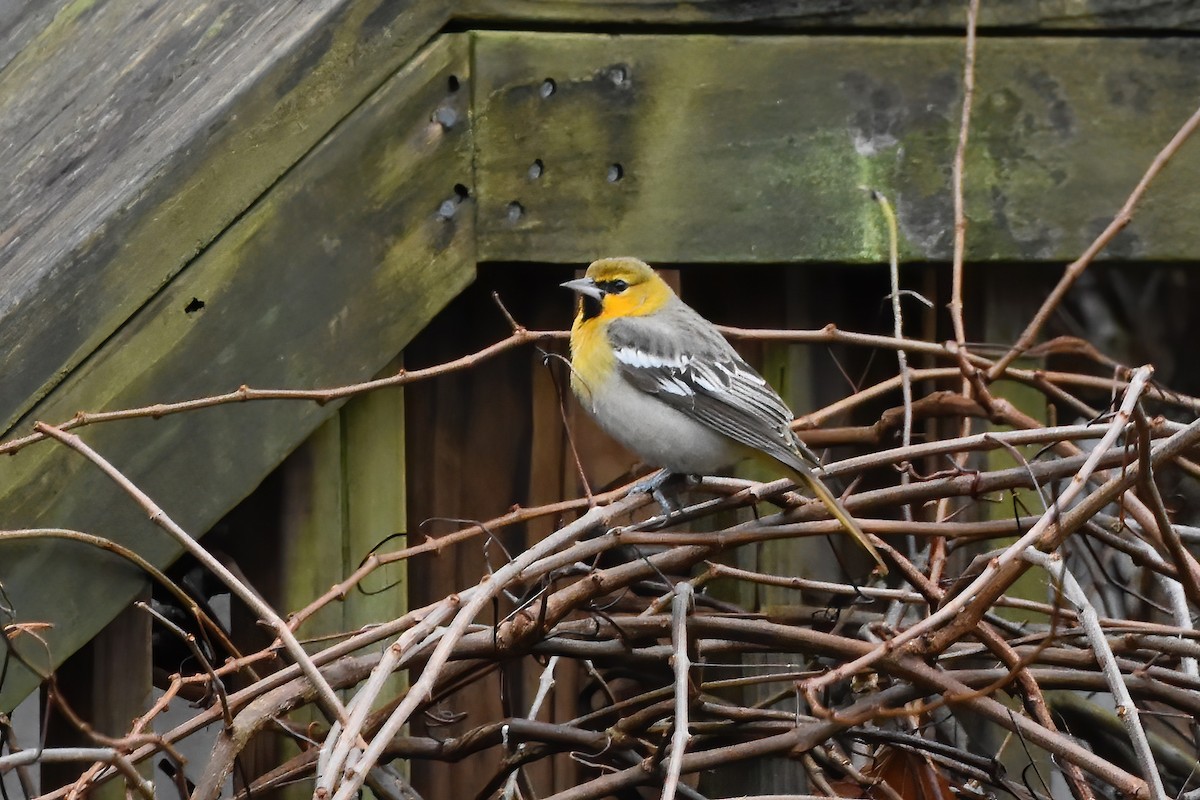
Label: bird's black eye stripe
xmin=596 ymin=279 xmax=629 ymax=294
xmin=580 ymin=293 xmax=603 ymax=321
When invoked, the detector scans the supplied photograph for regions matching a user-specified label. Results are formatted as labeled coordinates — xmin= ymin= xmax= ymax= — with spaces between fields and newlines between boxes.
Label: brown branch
xmin=1 ymin=328 xmax=565 ymax=457
xmin=1133 ymin=408 xmax=1200 ymax=605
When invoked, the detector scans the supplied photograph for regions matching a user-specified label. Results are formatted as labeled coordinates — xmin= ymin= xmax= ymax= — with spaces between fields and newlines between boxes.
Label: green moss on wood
xmin=474 ymin=32 xmax=1200 ymax=265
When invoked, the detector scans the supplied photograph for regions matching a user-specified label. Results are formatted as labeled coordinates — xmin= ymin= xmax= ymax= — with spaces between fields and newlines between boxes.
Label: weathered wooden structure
xmin=3 ymin=0 xmax=1200 ymax=795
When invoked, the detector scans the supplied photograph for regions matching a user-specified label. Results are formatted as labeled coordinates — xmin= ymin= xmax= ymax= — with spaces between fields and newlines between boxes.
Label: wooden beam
xmin=341 ymin=363 xmax=410 ymax=645
xmin=473 ymin=32 xmax=1200 ymax=264
xmin=0 ymin=0 xmax=450 ymax=435
xmin=0 ymin=33 xmax=475 ymax=708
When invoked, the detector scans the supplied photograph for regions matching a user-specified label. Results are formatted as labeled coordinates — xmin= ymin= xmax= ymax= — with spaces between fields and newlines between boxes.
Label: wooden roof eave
xmin=0 ymin=16 xmax=474 ymax=707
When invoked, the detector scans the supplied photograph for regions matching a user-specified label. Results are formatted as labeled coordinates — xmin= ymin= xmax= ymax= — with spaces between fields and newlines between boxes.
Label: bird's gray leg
xmin=631 ymin=471 xmax=697 ymax=515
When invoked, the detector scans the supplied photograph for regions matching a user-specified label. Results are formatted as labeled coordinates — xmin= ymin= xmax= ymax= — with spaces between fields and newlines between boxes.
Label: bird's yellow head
xmin=561 ymin=257 xmax=674 ymax=325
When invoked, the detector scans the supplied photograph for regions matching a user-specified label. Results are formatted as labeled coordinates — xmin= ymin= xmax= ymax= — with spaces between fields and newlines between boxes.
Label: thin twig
xmin=316 ymin=597 xmax=460 ymax=790
xmin=871 ymin=190 xmax=915 ymax=526
xmin=1133 ymin=408 xmax=1200 ymax=604
xmin=949 ymin=0 xmax=980 ymax=353
xmin=1 ymin=328 xmax=564 ymax=457
xmin=936 ymin=0 xmax=983 ymax=539
xmin=136 ymin=601 xmax=233 ymax=730
xmin=33 ymin=422 xmax=349 ymax=725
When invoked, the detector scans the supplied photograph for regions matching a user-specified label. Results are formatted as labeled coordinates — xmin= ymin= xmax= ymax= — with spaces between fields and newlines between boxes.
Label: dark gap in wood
xmin=446 ymin=18 xmax=1200 ymax=39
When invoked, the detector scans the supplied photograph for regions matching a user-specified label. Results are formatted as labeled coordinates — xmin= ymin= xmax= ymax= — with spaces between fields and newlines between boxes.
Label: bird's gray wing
xmin=606 ymin=308 xmax=817 ymax=472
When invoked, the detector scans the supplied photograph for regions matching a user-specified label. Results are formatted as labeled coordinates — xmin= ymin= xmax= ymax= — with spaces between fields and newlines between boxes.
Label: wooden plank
xmin=521 ymin=270 xmax=612 ymax=795
xmin=949 ymin=258 xmax=1056 ymax=800
xmin=404 ymin=273 xmax=534 ymax=799
xmin=525 ymin=356 xmax=581 ymax=796
xmin=404 ymin=263 xmax=626 ymax=797
xmin=0 ymin=0 xmax=449 ymax=435
xmin=206 ymin=485 xmax=287 ymax=795
xmin=473 ymin=33 xmax=1200 ymax=264
xmin=273 ymin=417 xmax=348 ymax=800
xmin=40 ymin=589 xmax=152 ymax=799
xmin=341 ymin=360 xmax=409 ymax=706
xmin=279 ymin=419 xmax=349 ymax=650
xmin=458 ymin=1 xmax=1200 ymax=31
xmin=263 ymin=371 xmax=408 ymax=799
xmin=982 ymin=270 xmax=1056 ymax=628
xmin=0 ymin=33 xmax=475 ymax=708
xmin=278 ymin=360 xmax=409 ymax=687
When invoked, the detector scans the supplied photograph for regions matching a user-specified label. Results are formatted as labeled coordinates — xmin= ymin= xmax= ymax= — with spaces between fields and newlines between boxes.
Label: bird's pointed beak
xmin=560 ymin=277 xmax=604 ymax=300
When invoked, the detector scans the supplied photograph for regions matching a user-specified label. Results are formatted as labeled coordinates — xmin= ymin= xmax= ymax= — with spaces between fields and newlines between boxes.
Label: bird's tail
xmin=787 ymin=461 xmax=888 ymax=576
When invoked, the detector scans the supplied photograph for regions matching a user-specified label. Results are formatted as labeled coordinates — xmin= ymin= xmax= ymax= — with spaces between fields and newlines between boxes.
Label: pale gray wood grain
xmin=0 ymin=0 xmax=449 ymax=434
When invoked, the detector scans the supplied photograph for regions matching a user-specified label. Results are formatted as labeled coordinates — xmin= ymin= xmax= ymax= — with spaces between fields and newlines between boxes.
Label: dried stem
xmin=662 ymin=582 xmax=694 ymax=800
xmin=1023 ymin=550 xmax=1167 ymax=800
xmin=872 ymin=190 xmax=915 ymax=524
xmin=949 ymin=0 xmax=980 ymax=353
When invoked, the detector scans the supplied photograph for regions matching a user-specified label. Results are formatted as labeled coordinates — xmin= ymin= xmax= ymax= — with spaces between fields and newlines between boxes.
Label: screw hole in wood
xmin=607 ymin=65 xmax=630 ymax=87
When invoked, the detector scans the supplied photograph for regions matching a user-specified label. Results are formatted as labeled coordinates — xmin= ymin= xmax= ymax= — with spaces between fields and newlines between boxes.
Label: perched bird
xmin=562 ymin=257 xmax=886 ymax=574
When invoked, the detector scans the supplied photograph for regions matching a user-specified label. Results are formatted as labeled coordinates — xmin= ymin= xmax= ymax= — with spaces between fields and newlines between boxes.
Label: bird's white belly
xmin=583 ymin=376 xmax=743 ymax=475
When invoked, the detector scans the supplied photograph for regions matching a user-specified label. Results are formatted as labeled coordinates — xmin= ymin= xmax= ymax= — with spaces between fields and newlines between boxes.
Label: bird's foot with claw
xmin=630 ymin=471 xmax=697 ymax=516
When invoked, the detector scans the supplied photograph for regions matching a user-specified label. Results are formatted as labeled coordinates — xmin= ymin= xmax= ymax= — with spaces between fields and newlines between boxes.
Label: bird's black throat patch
xmin=580 ymin=294 xmax=603 ymax=321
